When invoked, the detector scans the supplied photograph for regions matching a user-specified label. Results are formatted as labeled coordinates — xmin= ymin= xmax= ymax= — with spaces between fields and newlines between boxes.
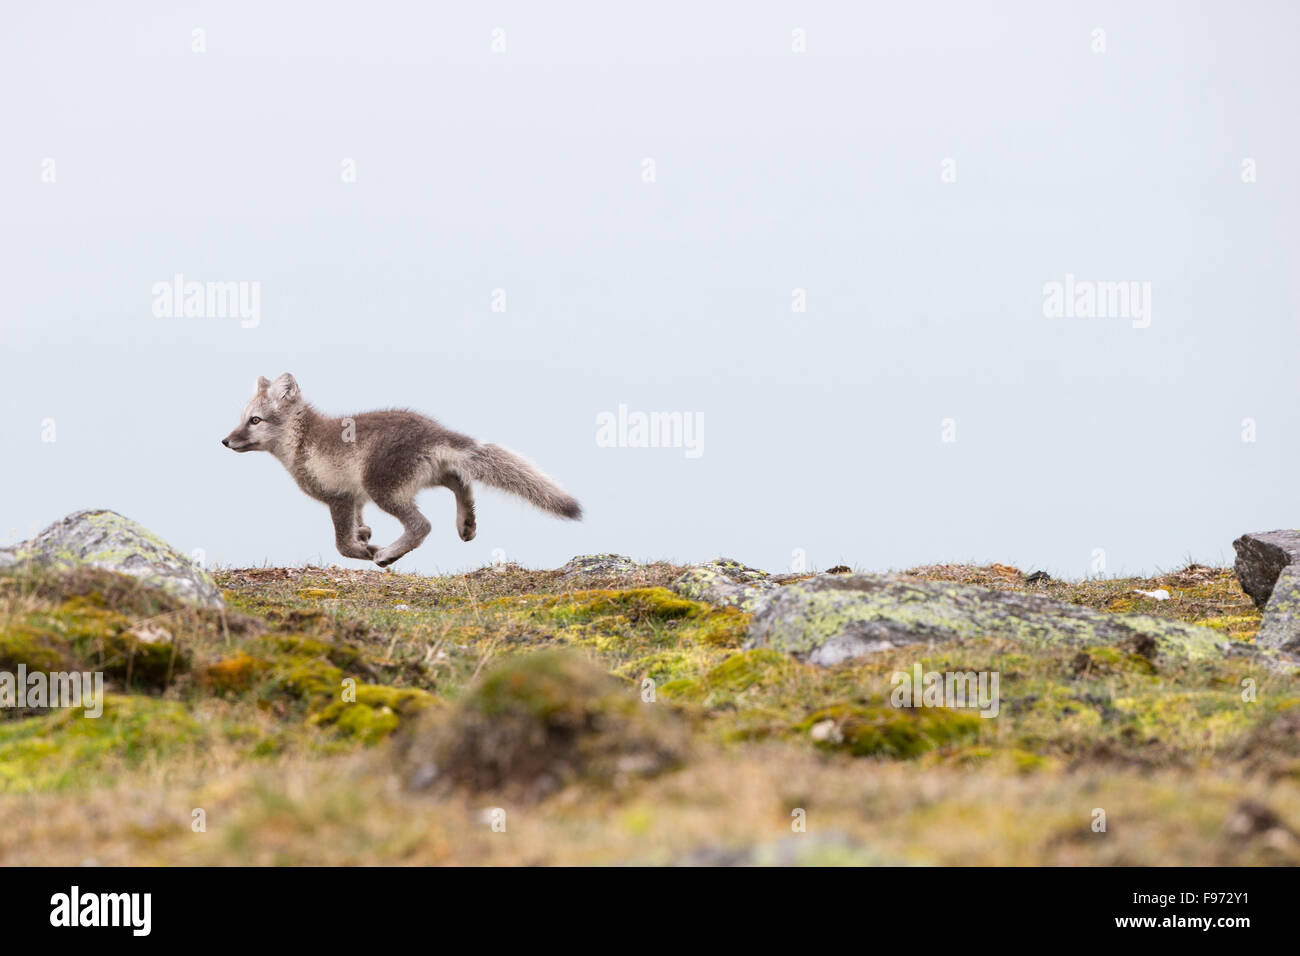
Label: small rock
xmin=558 ymin=554 xmax=640 ymax=577
xmin=825 ymin=565 xmax=852 ymax=575
xmin=670 ymin=558 xmax=779 ymax=610
xmin=1132 ymin=588 xmax=1170 ymax=601
xmin=1025 ymin=571 xmax=1052 ymax=584
xmin=408 ymin=762 xmax=439 ymax=790
xmin=809 ymin=718 xmax=843 ymax=744
xmin=127 ymin=622 xmax=173 ymax=645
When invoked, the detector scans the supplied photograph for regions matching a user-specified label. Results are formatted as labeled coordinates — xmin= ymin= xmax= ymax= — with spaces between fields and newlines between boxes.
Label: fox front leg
xmin=329 ymin=499 xmax=378 ymax=561
xmin=354 ymin=501 xmax=372 ymax=543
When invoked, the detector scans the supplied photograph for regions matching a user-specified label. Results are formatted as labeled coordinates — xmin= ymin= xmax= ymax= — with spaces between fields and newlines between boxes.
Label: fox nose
xmin=222 ymin=438 xmax=230 ymax=448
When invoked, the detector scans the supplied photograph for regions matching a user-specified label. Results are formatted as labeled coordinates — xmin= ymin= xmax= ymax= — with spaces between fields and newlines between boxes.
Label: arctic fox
xmin=222 ymin=373 xmax=581 ymax=567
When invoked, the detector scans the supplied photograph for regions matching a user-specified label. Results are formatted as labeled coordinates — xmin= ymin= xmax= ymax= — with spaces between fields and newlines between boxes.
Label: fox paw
xmin=338 ymin=541 xmax=378 ymax=561
xmin=357 ymin=525 xmax=372 ymax=543
xmin=458 ymin=518 xmax=476 ymax=542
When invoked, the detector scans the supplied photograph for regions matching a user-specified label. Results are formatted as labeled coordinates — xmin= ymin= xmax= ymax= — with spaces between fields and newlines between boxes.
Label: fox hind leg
xmin=443 ymin=472 xmax=477 ymax=542
xmin=368 ymin=489 xmax=432 ymax=568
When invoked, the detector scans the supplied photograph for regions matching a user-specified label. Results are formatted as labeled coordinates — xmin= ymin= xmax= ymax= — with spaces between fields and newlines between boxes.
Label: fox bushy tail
xmin=465 ymin=444 xmax=582 ymax=519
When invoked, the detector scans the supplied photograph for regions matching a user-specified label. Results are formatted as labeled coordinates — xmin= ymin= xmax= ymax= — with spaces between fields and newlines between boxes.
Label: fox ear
xmin=255 ymin=375 xmax=271 ymax=393
xmin=270 ymin=372 xmax=300 ymax=404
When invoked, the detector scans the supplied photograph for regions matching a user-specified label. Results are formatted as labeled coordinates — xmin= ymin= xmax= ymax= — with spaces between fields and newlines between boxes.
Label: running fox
xmin=222 ymin=373 xmax=582 ymax=567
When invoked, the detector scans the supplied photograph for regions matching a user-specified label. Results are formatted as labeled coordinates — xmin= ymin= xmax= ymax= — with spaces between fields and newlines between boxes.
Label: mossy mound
xmin=661 ymin=648 xmax=795 ymax=703
xmin=1 ymin=597 xmax=191 ymax=691
xmin=310 ymin=684 xmax=438 ymax=744
xmin=796 ymin=703 xmax=982 ymax=758
xmin=539 ymin=587 xmax=702 ymax=625
xmin=401 ymin=650 xmax=689 ymax=799
xmin=0 ymin=695 xmax=203 ymax=792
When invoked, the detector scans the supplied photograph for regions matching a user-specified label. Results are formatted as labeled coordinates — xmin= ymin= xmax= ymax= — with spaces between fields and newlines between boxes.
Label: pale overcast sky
xmin=2 ymin=1 xmax=1297 ymax=578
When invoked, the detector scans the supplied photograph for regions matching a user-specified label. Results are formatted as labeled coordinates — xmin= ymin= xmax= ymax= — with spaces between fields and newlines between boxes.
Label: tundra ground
xmin=0 ymin=560 xmax=1295 ymax=865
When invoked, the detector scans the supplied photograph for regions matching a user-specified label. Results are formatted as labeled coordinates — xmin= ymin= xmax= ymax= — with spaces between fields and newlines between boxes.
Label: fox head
xmin=222 ymin=373 xmax=302 ymax=453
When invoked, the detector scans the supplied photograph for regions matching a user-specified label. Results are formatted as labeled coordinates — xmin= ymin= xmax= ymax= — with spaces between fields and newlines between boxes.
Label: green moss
xmin=273 ymin=657 xmax=344 ymax=701
xmin=468 ymin=650 xmax=627 ymax=719
xmin=1200 ymin=615 xmax=1260 ymax=641
xmin=0 ymin=624 xmax=72 ymax=673
xmin=198 ymin=653 xmax=262 ymax=694
xmin=1113 ymin=691 xmax=1256 ymax=746
xmin=2 ymin=600 xmax=190 ymax=689
xmin=1070 ymin=646 xmax=1158 ymax=677
xmin=309 ymin=684 xmax=437 ymax=744
xmin=0 ymin=695 xmax=203 ymax=793
xmin=658 ymin=648 xmax=794 ymax=703
xmin=538 ymin=588 xmax=704 ymax=625
xmin=796 ymin=703 xmax=982 ymax=759
xmin=683 ymin=607 xmax=751 ymax=647
xmin=252 ymin=634 xmax=364 ymax=703
xmin=614 ymin=651 xmax=698 ymax=684
xmin=706 ymin=649 xmax=793 ymax=692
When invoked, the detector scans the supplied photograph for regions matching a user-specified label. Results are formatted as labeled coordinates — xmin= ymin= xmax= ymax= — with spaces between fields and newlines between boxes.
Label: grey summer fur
xmin=222 ymin=373 xmax=582 ymax=567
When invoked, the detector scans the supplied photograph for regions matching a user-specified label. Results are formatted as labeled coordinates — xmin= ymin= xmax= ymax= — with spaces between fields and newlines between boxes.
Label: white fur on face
xmin=224 ymin=386 xmax=291 ymax=452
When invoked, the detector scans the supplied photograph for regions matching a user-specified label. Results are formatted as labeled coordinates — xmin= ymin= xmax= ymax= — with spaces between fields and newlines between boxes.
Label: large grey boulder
xmin=1233 ymin=531 xmax=1300 ymax=607
xmin=1233 ymin=531 xmax=1300 ymax=652
xmin=670 ymin=558 xmax=781 ymax=610
xmin=0 ymin=509 xmax=223 ymax=610
xmin=746 ymin=573 xmax=1231 ymax=667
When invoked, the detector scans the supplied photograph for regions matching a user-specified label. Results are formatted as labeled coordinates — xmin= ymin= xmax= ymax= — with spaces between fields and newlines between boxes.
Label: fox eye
xmin=249 ymin=416 xmax=262 ymax=425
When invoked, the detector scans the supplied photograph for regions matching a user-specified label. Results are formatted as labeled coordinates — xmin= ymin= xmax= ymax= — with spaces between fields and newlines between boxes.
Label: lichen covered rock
xmin=746 ymin=574 xmax=1231 ymax=667
xmin=558 ymin=553 xmax=641 ymax=577
xmin=1255 ymin=565 xmax=1300 ymax=652
xmin=0 ymin=510 xmax=222 ymax=610
xmin=671 ymin=558 xmax=779 ymax=610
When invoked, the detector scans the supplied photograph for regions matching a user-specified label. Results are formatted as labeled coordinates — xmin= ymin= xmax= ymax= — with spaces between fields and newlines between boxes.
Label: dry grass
xmin=2 ymin=742 xmax=1297 ymax=866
